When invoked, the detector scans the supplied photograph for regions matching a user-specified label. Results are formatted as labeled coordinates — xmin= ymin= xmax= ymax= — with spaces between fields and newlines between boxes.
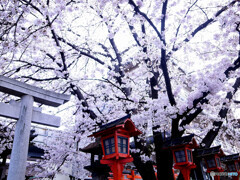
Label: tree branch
xmin=174 ymin=54 xmax=240 ymax=137
xmin=160 ymin=0 xmax=176 ymax=106
xmin=46 ymin=15 xmax=99 ymax=123
xmin=200 ymin=23 xmax=240 ymax=147
xmin=128 ymin=0 xmax=164 ymax=42
xmin=21 ymin=76 xmax=59 ymax=81
xmin=201 ymin=77 xmax=240 ymax=147
xmin=171 ymin=0 xmax=238 ymax=53
xmin=173 ymin=0 xmax=198 ymax=48
xmin=57 ymin=36 xmax=108 ymax=67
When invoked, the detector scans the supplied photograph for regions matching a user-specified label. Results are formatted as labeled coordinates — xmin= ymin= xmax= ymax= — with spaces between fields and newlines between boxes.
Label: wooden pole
xmin=7 ymin=95 xmax=33 ymax=180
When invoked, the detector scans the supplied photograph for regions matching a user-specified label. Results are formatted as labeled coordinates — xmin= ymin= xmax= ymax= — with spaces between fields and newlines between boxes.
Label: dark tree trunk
xmin=0 ymin=155 xmax=7 ymax=180
xmin=132 ymin=153 xmax=157 ymax=180
xmin=150 ymin=72 xmax=159 ymax=99
xmin=131 ymin=136 xmax=156 ymax=180
xmin=154 ymin=132 xmax=174 ymax=180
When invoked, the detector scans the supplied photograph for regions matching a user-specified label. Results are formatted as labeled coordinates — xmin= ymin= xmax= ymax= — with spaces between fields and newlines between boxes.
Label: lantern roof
xmin=89 ymin=114 xmax=142 ymax=137
xmin=163 ymin=134 xmax=198 ymax=148
xmin=99 ymin=114 xmax=131 ymax=131
xmin=196 ymin=146 xmax=225 ymax=157
xmin=220 ymin=153 xmax=239 ymax=162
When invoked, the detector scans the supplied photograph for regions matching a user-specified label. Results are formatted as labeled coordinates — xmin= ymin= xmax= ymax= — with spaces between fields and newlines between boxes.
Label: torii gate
xmin=0 ymin=75 xmax=70 ymax=180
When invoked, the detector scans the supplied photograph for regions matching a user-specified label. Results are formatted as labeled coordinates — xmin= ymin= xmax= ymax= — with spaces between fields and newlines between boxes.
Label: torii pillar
xmin=0 ymin=76 xmax=70 ymax=180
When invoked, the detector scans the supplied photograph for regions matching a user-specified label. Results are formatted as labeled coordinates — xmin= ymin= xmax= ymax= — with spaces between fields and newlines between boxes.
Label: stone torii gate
xmin=0 ymin=75 xmax=70 ymax=180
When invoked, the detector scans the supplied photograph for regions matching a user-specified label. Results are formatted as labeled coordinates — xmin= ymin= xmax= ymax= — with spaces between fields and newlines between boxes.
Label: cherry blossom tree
xmin=0 ymin=0 xmax=240 ymax=179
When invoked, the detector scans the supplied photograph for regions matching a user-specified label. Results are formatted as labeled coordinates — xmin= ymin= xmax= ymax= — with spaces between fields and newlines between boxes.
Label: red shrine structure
xmin=89 ymin=115 xmax=142 ymax=180
xmin=197 ymin=146 xmax=225 ymax=180
xmin=164 ymin=134 xmax=198 ymax=180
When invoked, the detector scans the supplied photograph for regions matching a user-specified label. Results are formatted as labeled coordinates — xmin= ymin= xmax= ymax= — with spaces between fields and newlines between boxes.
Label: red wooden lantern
xmin=197 ymin=146 xmax=225 ymax=180
xmin=221 ymin=154 xmax=240 ymax=180
xmin=164 ymin=134 xmax=198 ymax=180
xmin=89 ymin=115 xmax=142 ymax=180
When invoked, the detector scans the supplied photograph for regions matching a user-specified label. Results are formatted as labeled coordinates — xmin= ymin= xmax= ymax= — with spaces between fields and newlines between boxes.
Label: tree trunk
xmin=154 ymin=133 xmax=174 ymax=180
xmin=132 ymin=153 xmax=156 ymax=180
xmin=0 ymin=156 xmax=7 ymax=180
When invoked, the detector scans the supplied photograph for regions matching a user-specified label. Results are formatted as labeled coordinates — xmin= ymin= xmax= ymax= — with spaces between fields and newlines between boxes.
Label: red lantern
xmin=164 ymin=134 xmax=198 ymax=180
xmin=89 ymin=115 xmax=142 ymax=180
xmin=221 ymin=154 xmax=240 ymax=180
xmin=197 ymin=146 xmax=225 ymax=180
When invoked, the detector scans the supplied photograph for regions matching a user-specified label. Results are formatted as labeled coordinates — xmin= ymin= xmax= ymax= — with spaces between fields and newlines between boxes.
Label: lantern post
xmin=197 ymin=146 xmax=225 ymax=180
xmin=89 ymin=115 xmax=142 ymax=180
xmin=164 ymin=134 xmax=198 ymax=180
